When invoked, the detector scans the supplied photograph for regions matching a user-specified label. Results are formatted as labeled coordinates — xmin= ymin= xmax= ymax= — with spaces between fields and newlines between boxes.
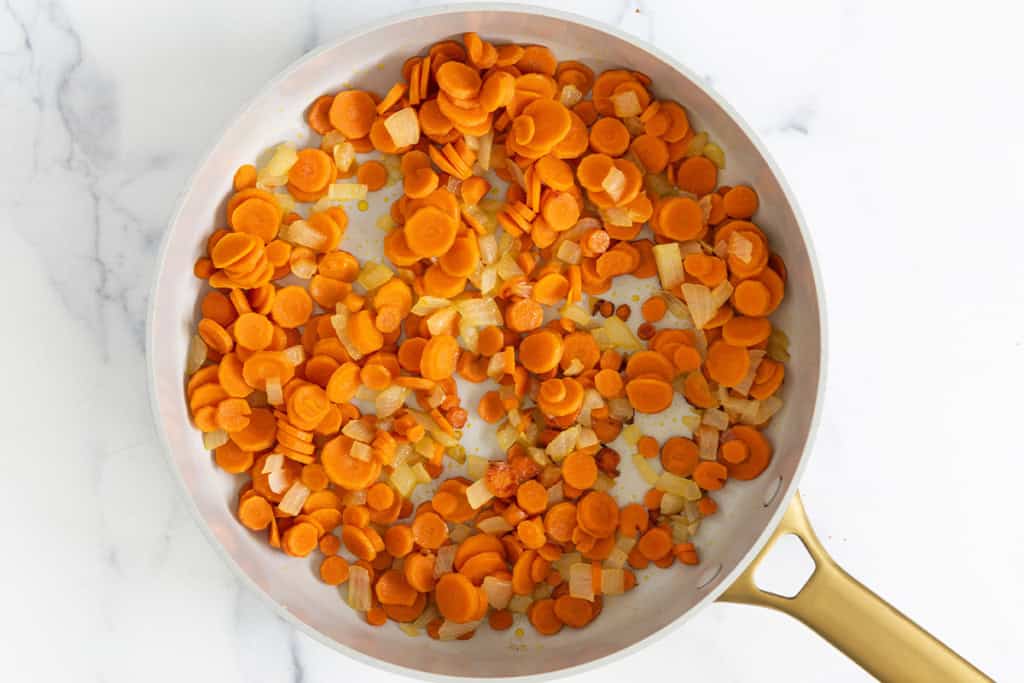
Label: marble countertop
xmin=2 ymin=0 xmax=1022 ymax=681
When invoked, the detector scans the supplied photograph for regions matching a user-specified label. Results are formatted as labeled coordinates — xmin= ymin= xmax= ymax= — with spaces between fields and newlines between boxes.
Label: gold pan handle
xmin=718 ymin=493 xmax=991 ymax=682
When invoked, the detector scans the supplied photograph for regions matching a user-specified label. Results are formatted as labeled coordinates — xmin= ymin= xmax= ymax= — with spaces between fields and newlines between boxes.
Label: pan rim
xmin=146 ymin=3 xmax=829 ymax=679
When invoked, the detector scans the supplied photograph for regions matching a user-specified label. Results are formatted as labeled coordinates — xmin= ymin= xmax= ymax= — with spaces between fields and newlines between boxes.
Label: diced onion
xmin=265 ymin=376 xmax=283 ymax=406
xmin=279 ymin=219 xmax=327 ymax=250
xmin=389 ymin=463 xmax=417 ymax=498
xmin=268 ymin=468 xmax=290 ymax=495
xmin=350 ymin=441 xmax=373 ymax=462
xmin=426 ymin=306 xmax=459 ymax=336
xmin=477 ymin=516 xmax=513 ymax=535
xmin=384 ymin=107 xmax=421 ymax=148
xmin=342 ymin=419 xmax=375 ymax=443
xmin=376 ymin=385 xmax=408 ymax=418
xmin=656 ymin=472 xmax=701 ymax=500
xmin=733 ymin=350 xmax=766 ymax=396
xmin=600 ymin=315 xmax=642 ymax=350
xmin=450 ymin=524 xmax=473 ymax=544
xmin=600 ymin=166 xmax=626 ymax=202
xmin=466 ymin=478 xmax=494 ymax=509
xmin=702 ymin=408 xmax=729 ymax=431
xmin=653 ymin=242 xmax=684 ymax=289
xmin=328 ymin=183 xmax=368 ymax=202
xmin=569 ymin=563 xmax=594 ymax=601
xmin=356 ymin=262 xmax=394 ymax=291
xmin=528 ymin=447 xmax=549 ymax=467
xmin=477 ymin=234 xmax=498 ymax=265
xmin=546 ymin=482 xmax=564 ymax=506
xmin=560 ymin=84 xmax=583 ymax=108
xmin=697 ymin=426 xmax=719 ymax=461
xmin=262 ymin=453 xmax=284 ymax=475
xmin=632 ymin=454 xmax=660 ymax=485
xmin=601 ymin=206 xmax=632 ymax=227
xmin=660 ymin=492 xmax=685 ymax=515
xmin=560 ymin=303 xmax=591 ymax=326
xmin=348 ymin=565 xmax=372 ymax=611
xmin=434 ymin=544 xmax=457 ymax=578
xmin=466 ymin=454 xmax=489 ymax=480
xmin=477 ymin=129 xmax=494 ymax=171
xmin=607 ymin=397 xmax=634 ymax=421
xmin=604 ymin=547 xmax=628 ymax=570
xmin=410 ymin=295 xmax=451 ymax=316
xmin=483 ymin=576 xmax=513 ymax=609
xmin=411 ymin=462 xmax=431 ymax=484
xmin=332 ymin=141 xmax=355 ymax=173
xmin=612 ymin=90 xmax=642 ymax=118
xmin=703 ymin=142 xmax=726 ymax=169
xmin=553 ymin=552 xmax=582 ymax=578
xmin=681 ymin=283 xmax=716 ymax=328
xmin=575 ymin=427 xmax=598 ymax=451
xmin=283 ymin=345 xmax=305 ymax=367
xmin=202 ymin=429 xmax=228 ymax=450
xmin=186 ymin=335 xmax=207 ymax=375
xmin=621 ymin=423 xmax=641 ymax=446
xmin=743 ymin=395 xmax=783 ymax=426
xmin=329 ymin=309 xmax=363 ymax=361
xmin=601 ymin=568 xmax=625 ymax=595
xmin=685 ymin=132 xmax=709 ymax=158
xmin=262 ymin=142 xmax=299 ymax=177
xmin=456 ymin=298 xmax=503 ymax=328
xmin=546 ymin=426 xmax=580 ymax=463
xmin=508 ymin=595 xmax=533 ymax=613
xmin=277 ymin=480 xmax=310 ymax=516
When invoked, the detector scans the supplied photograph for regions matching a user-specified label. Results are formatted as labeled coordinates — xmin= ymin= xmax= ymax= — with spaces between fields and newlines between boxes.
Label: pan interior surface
xmin=149 ymin=7 xmax=822 ymax=678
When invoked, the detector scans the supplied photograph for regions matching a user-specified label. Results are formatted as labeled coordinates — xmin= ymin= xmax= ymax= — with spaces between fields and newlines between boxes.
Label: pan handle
xmin=718 ymin=492 xmax=991 ymax=682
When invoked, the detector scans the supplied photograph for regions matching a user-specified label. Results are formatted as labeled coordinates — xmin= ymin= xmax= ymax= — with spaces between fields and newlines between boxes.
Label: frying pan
xmin=147 ymin=5 xmax=990 ymax=680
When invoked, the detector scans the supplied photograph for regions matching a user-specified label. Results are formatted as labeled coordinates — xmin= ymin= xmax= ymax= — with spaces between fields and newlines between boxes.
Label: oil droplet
xmin=514 ymin=628 xmax=525 ymax=638
xmin=358 ymin=200 xmax=369 ymax=212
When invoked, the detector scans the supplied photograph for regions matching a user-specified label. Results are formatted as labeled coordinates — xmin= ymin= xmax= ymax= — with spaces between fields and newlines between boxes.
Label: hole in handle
xmin=754 ymin=533 xmax=815 ymax=598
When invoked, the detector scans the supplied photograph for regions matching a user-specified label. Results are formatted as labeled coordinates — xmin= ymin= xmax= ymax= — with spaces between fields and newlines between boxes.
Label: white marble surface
xmin=1 ymin=0 xmax=1021 ymax=681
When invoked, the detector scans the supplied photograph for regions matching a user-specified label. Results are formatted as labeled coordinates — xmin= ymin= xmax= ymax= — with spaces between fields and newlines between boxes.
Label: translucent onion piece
xmin=262 ymin=453 xmax=284 ymax=475
xmin=290 ymin=254 xmax=317 ymax=280
xmin=265 ymin=376 xmax=283 ymax=406
xmin=477 ymin=129 xmax=494 ymax=171
xmin=477 ymin=233 xmax=498 ymax=265
xmin=328 ymin=183 xmax=368 ymax=202
xmin=612 ymin=90 xmax=642 ymax=118
xmin=268 ymin=468 xmax=291 ymax=495
xmin=482 ymin=576 xmax=513 ymax=609
xmin=202 ymin=429 xmax=228 ymax=450
xmin=562 ymin=357 xmax=585 ymax=377
xmin=349 ymin=441 xmax=373 ymax=462
xmin=620 ymin=423 xmax=641 ymax=446
xmin=632 ymin=454 xmax=659 ymax=485
xmin=384 ymin=107 xmax=421 ymax=148
xmin=546 ymin=425 xmax=580 ymax=463
xmin=685 ymin=132 xmax=709 ymax=158
xmin=283 ymin=345 xmax=305 ymax=367
xmin=569 ymin=563 xmax=594 ymax=601
xmin=660 ymin=492 xmax=685 ymax=515
xmin=601 ymin=315 xmax=642 ymax=350
xmin=279 ymin=220 xmax=327 ymax=250
xmin=497 ymin=252 xmax=525 ymax=279
xmin=332 ymin=141 xmax=355 ymax=173
xmin=553 ymin=551 xmax=582 ymax=577
xmin=560 ymin=84 xmax=583 ymax=108
xmin=656 ymin=472 xmax=701 ymax=500
xmin=356 ymin=262 xmax=394 ymax=291
xmin=410 ymin=295 xmax=451 ymax=316
xmin=600 ymin=206 xmax=632 ymax=227
xmin=342 ymin=419 xmax=375 ymax=443
xmin=681 ymin=283 xmax=716 ymax=328
xmin=653 ymin=242 xmax=684 ymax=289
xmin=743 ymin=395 xmax=783 ymax=426
xmin=703 ymin=142 xmax=726 ymax=169
xmin=390 ymin=463 xmax=417 ymax=499
xmin=697 ymin=426 xmax=719 ymax=461
xmin=456 ymin=297 xmax=503 ymax=328
xmin=607 ymin=397 xmax=634 ymax=421
xmin=604 ymin=547 xmax=628 ymax=570
xmin=733 ymin=350 xmax=767 ymax=396
xmin=329 ymin=309 xmax=363 ymax=361
xmin=601 ymin=568 xmax=625 ymax=595
xmin=466 ymin=478 xmax=494 ymax=509
xmin=466 ymin=454 xmax=489 ymax=481
xmin=427 ymin=306 xmax=459 ymax=336
xmin=546 ymin=482 xmax=564 ymax=506
xmin=576 ymin=427 xmax=599 ymax=451
xmin=701 ymin=408 xmax=730 ymax=431
xmin=411 ymin=462 xmax=432 ymax=484
xmin=477 ymin=516 xmax=513 ymax=535
xmin=508 ymin=595 xmax=533 ymax=613
xmin=560 ymin=303 xmax=591 ymax=326
xmin=600 ymin=166 xmax=626 ymax=203
xmin=277 ymin=480 xmax=310 ymax=516
xmin=186 ymin=334 xmax=207 ymax=375
xmin=433 ymin=544 xmax=457 ymax=578
xmin=262 ymin=142 xmax=299 ymax=177
xmin=348 ymin=565 xmax=372 ymax=611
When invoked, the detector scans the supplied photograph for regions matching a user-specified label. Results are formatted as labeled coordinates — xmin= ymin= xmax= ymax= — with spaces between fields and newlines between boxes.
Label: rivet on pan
xmin=762 ymin=475 xmax=784 ymax=507
xmin=696 ymin=563 xmax=722 ymax=590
